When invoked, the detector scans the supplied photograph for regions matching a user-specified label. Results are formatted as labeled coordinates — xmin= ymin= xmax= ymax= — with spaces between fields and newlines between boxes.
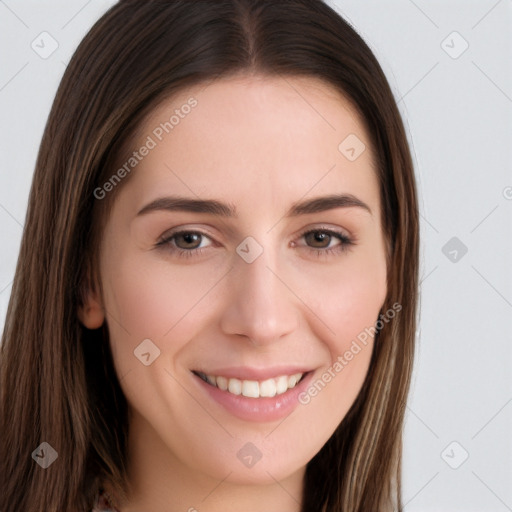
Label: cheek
xmin=298 ymin=248 xmax=386 ymax=354
xmin=99 ymin=251 xmax=228 ymax=374
xmin=99 ymin=255 xmax=229 ymax=438
xmin=103 ymin=251 xmax=219 ymax=332
xmin=293 ymin=246 xmax=386 ymax=415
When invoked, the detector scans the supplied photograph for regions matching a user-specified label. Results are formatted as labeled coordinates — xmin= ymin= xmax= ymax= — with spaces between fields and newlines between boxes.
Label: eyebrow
xmin=137 ymin=196 xmax=236 ymax=217
xmin=136 ymin=193 xmax=371 ymax=217
xmin=288 ymin=193 xmax=372 ymax=216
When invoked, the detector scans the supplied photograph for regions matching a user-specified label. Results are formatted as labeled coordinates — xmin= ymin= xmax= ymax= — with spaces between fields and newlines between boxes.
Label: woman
xmin=0 ymin=1 xmax=419 ymax=511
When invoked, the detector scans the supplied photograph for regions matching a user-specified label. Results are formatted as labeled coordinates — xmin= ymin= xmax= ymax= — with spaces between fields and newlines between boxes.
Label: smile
xmin=194 ymin=371 xmax=305 ymax=398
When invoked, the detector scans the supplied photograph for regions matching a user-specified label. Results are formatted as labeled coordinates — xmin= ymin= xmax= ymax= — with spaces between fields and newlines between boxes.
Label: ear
xmin=78 ymin=287 xmax=105 ymax=329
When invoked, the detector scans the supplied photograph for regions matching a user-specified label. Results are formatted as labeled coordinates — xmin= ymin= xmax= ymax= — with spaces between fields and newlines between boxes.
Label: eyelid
xmin=292 ymin=224 xmax=356 ymax=256
xmin=154 ymin=223 xmax=355 ymax=259
xmin=293 ymin=223 xmax=353 ymax=241
xmin=155 ymin=229 xmax=217 ymax=261
xmin=156 ymin=225 xmax=218 ymax=245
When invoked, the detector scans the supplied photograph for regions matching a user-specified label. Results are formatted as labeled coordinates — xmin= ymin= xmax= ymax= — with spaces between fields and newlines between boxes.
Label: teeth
xmin=288 ymin=374 xmax=299 ymax=387
xmin=259 ymin=378 xmax=277 ymax=397
xmin=216 ymin=375 xmax=228 ymax=391
xmin=242 ymin=380 xmax=259 ymax=398
xmin=275 ymin=375 xmax=288 ymax=394
xmin=198 ymin=372 xmax=304 ymax=398
xmin=228 ymin=378 xmax=242 ymax=395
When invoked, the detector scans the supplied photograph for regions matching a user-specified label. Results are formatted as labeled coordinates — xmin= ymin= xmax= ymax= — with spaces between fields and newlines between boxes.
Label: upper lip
xmin=192 ymin=365 xmax=313 ymax=381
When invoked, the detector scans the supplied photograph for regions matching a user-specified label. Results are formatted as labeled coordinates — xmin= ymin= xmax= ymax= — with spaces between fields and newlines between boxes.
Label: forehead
xmin=115 ymin=74 xmax=379 ymax=217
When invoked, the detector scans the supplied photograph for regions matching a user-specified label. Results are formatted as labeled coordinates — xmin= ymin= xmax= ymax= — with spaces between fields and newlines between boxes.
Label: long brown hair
xmin=0 ymin=1 xmax=419 ymax=510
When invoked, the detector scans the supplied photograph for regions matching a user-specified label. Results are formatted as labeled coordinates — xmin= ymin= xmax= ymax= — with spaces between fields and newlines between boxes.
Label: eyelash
xmin=156 ymin=228 xmax=354 ymax=259
xmin=156 ymin=230 xmax=214 ymax=259
xmin=297 ymin=228 xmax=354 ymax=257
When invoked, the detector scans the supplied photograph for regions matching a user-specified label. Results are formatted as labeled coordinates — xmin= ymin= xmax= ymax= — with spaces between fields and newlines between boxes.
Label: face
xmin=81 ymin=75 xmax=387 ymax=494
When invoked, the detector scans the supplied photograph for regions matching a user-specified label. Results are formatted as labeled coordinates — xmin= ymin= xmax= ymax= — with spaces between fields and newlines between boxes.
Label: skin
xmin=79 ymin=74 xmax=387 ymax=512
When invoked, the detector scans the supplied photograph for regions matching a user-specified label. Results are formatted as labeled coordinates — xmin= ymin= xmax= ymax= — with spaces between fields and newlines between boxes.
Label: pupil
xmin=306 ymin=231 xmax=330 ymax=248
xmin=178 ymin=233 xmax=201 ymax=249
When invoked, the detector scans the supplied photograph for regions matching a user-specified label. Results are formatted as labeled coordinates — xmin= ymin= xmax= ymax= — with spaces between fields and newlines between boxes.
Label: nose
xmin=219 ymin=250 xmax=299 ymax=346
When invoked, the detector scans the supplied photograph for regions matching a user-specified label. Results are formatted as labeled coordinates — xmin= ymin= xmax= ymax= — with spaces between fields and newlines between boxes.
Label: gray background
xmin=1 ymin=1 xmax=511 ymax=510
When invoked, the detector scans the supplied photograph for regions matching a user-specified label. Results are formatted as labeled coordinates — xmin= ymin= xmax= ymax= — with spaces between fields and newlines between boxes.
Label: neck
xmin=111 ymin=410 xmax=305 ymax=512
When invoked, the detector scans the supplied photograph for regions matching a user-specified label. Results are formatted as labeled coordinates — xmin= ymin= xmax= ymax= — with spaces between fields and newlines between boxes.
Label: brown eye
xmin=157 ymin=229 xmax=215 ymax=256
xmin=304 ymin=231 xmax=337 ymax=249
xmin=173 ymin=232 xmax=204 ymax=249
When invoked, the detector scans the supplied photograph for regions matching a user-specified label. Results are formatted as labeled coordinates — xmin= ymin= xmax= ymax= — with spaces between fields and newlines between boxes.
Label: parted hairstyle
xmin=0 ymin=1 xmax=419 ymax=511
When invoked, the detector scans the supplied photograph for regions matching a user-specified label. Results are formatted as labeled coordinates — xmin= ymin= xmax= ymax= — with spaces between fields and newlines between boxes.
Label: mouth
xmin=192 ymin=370 xmax=307 ymax=399
xmin=191 ymin=366 xmax=315 ymax=422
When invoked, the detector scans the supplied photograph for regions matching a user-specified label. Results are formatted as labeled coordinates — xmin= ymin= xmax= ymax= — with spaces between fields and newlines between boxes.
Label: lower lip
xmin=193 ymin=372 xmax=314 ymax=423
